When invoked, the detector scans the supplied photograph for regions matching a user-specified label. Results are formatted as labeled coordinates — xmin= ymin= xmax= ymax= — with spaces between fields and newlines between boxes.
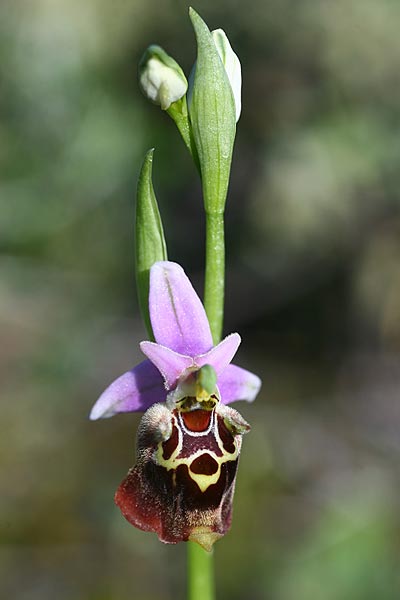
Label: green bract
xmin=139 ymin=45 xmax=188 ymax=111
xmin=189 ymin=8 xmax=236 ymax=215
xmin=135 ymin=149 xmax=168 ymax=338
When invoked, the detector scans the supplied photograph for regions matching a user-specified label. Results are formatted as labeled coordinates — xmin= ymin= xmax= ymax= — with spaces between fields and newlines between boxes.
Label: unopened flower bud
xmin=139 ymin=45 xmax=188 ymax=111
xmin=211 ymin=29 xmax=242 ymax=122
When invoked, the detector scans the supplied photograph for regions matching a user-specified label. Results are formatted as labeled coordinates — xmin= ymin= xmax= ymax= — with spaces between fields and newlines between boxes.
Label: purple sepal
xmin=89 ymin=360 xmax=166 ymax=420
xmin=149 ymin=262 xmax=213 ymax=356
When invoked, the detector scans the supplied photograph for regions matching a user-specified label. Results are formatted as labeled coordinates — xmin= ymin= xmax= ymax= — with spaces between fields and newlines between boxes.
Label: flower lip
xmin=90 ymin=261 xmax=261 ymax=419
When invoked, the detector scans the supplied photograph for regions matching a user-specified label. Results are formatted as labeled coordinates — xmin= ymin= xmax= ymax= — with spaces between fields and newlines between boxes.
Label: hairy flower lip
xmin=114 ymin=399 xmax=250 ymax=550
xmin=90 ymin=261 xmax=261 ymax=420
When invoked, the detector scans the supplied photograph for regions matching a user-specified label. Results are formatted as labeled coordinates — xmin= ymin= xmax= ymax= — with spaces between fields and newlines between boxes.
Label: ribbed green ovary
xmin=154 ymin=410 xmax=238 ymax=493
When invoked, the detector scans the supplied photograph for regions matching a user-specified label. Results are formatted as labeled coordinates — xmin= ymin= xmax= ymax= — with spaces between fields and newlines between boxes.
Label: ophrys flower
xmin=90 ymin=261 xmax=261 ymax=550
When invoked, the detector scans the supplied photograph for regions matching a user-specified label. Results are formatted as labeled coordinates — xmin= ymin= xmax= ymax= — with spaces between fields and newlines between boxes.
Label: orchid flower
xmin=90 ymin=261 xmax=261 ymax=551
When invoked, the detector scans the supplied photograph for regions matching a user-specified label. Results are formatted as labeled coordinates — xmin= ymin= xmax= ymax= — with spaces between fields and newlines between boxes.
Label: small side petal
xmin=89 ymin=360 xmax=166 ymax=419
xmin=218 ymin=363 xmax=262 ymax=405
xmin=196 ymin=333 xmax=241 ymax=375
xmin=149 ymin=261 xmax=213 ymax=356
xmin=140 ymin=341 xmax=193 ymax=389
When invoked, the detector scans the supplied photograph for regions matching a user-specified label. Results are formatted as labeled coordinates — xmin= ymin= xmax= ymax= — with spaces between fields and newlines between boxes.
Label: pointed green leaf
xmin=189 ymin=8 xmax=236 ymax=214
xmin=135 ymin=149 xmax=168 ymax=338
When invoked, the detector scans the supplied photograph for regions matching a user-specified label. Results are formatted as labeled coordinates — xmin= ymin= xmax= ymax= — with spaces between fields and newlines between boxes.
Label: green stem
xmin=188 ymin=542 xmax=215 ymax=600
xmin=204 ymin=211 xmax=225 ymax=344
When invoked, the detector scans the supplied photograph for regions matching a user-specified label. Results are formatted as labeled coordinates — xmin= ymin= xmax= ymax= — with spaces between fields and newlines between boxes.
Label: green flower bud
xmin=188 ymin=8 xmax=236 ymax=215
xmin=211 ymin=29 xmax=242 ymax=122
xmin=139 ymin=45 xmax=188 ymax=111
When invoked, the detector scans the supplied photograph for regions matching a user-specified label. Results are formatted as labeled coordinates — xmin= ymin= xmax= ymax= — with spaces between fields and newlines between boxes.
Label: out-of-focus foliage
xmin=1 ymin=0 xmax=400 ymax=599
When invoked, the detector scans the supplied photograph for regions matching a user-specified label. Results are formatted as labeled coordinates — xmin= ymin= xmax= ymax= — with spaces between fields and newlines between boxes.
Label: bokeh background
xmin=1 ymin=0 xmax=400 ymax=598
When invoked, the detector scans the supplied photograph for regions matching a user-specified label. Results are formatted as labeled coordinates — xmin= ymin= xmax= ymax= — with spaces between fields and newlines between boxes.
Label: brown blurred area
xmin=1 ymin=0 xmax=400 ymax=598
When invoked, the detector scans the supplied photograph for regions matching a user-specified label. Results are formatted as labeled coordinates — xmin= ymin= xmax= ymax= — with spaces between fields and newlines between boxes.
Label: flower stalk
xmin=204 ymin=211 xmax=225 ymax=345
xmin=188 ymin=542 xmax=215 ymax=600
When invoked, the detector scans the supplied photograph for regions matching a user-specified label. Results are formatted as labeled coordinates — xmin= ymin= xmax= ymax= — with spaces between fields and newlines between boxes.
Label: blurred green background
xmin=1 ymin=0 xmax=400 ymax=598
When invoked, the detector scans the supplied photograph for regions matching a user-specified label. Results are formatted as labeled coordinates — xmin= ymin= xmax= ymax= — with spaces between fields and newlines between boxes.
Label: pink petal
xmin=89 ymin=360 xmax=166 ymax=419
xmin=149 ymin=261 xmax=213 ymax=356
xmin=196 ymin=333 xmax=241 ymax=375
xmin=218 ymin=363 xmax=262 ymax=405
xmin=140 ymin=341 xmax=193 ymax=389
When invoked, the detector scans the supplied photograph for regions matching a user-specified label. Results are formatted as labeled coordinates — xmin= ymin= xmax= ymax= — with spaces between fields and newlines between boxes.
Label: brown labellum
xmin=114 ymin=402 xmax=250 ymax=551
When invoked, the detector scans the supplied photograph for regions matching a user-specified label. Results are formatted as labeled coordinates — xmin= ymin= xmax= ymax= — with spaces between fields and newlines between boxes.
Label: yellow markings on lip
xmin=154 ymin=412 xmax=238 ymax=493
xmin=157 ymin=449 xmax=236 ymax=493
xmin=187 ymin=461 xmax=223 ymax=492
